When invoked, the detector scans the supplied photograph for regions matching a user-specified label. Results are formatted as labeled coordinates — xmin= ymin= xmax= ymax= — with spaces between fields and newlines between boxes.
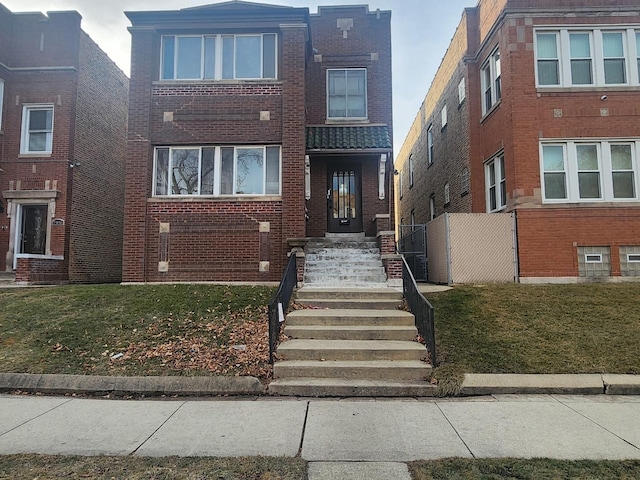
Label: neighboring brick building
xmin=122 ymin=1 xmax=394 ymax=283
xmin=0 ymin=3 xmax=128 ymax=284
xmin=396 ymin=0 xmax=640 ymax=282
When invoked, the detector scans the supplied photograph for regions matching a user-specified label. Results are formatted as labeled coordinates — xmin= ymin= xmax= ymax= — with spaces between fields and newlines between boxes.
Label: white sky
xmin=2 ymin=0 xmax=477 ymax=155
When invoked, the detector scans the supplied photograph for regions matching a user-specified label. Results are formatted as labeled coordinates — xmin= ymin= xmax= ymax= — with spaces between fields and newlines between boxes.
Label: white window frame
xmin=20 ymin=104 xmax=54 ymax=155
xmin=326 ymin=68 xmax=368 ymax=120
xmin=399 ymin=169 xmax=404 ymax=199
xmin=535 ymin=27 xmax=640 ymax=88
xmin=539 ymin=139 xmax=640 ymax=203
xmin=627 ymin=254 xmax=640 ymax=263
xmin=160 ymin=33 xmax=278 ymax=81
xmin=485 ymin=153 xmax=507 ymax=213
xmin=441 ymin=105 xmax=447 ymax=129
xmin=585 ymin=253 xmax=603 ymax=263
xmin=0 ymin=79 xmax=4 ymax=130
xmin=153 ymin=145 xmax=281 ymax=197
xmin=481 ymin=47 xmax=501 ymax=115
xmin=429 ymin=194 xmax=436 ymax=221
xmin=444 ymin=182 xmax=450 ymax=205
xmin=427 ymin=125 xmax=434 ymax=165
xmin=409 ymin=154 xmax=414 ymax=187
xmin=458 ymin=77 xmax=466 ymax=104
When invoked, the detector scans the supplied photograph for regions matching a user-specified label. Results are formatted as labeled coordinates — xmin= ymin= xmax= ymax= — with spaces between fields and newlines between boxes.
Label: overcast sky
xmin=3 ymin=0 xmax=476 ymax=155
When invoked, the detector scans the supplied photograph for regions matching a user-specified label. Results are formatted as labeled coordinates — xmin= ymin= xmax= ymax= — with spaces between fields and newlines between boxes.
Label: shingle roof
xmin=306 ymin=125 xmax=392 ymax=151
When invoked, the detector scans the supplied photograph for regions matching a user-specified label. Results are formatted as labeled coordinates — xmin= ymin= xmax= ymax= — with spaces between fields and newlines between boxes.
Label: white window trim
xmin=539 ymin=139 xmax=640 ymax=203
xmin=441 ymin=105 xmax=448 ymax=129
xmin=444 ymin=182 xmax=450 ymax=205
xmin=627 ymin=254 xmax=640 ymax=263
xmin=399 ymin=169 xmax=404 ymax=199
xmin=153 ymin=145 xmax=281 ymax=198
xmin=160 ymin=33 xmax=278 ymax=81
xmin=0 ymin=79 xmax=4 ymax=130
xmin=485 ymin=153 xmax=507 ymax=213
xmin=429 ymin=195 xmax=436 ymax=221
xmin=427 ymin=125 xmax=434 ymax=165
xmin=409 ymin=154 xmax=414 ymax=187
xmin=326 ymin=68 xmax=368 ymax=121
xmin=20 ymin=104 xmax=54 ymax=155
xmin=458 ymin=77 xmax=466 ymax=104
xmin=585 ymin=253 xmax=603 ymax=263
xmin=481 ymin=47 xmax=501 ymax=115
xmin=535 ymin=26 xmax=640 ymax=88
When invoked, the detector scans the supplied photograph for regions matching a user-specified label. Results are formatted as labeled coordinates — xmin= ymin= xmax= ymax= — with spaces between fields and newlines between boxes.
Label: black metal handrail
xmin=402 ymin=256 xmax=437 ymax=367
xmin=268 ymin=253 xmax=297 ymax=364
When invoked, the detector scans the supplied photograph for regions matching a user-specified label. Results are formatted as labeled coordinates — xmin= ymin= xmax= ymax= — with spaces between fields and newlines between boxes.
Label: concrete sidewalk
xmin=1 ymin=394 xmax=639 ymax=479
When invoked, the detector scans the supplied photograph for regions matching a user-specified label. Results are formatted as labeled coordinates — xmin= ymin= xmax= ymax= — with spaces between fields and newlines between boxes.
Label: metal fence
xmin=399 ymin=225 xmax=427 ymax=282
xmin=267 ymin=254 xmax=297 ymax=364
xmin=402 ymin=256 xmax=437 ymax=367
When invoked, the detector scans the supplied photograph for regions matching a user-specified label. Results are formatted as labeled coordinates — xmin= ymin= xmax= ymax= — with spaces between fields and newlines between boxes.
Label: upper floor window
xmin=444 ymin=182 xmax=450 ymax=205
xmin=461 ymin=167 xmax=470 ymax=195
xmin=441 ymin=105 xmax=448 ymax=129
xmin=409 ymin=154 xmax=414 ymax=187
xmin=399 ymin=169 xmax=404 ymax=199
xmin=429 ymin=194 xmax=436 ymax=221
xmin=327 ymin=68 xmax=367 ymax=120
xmin=427 ymin=125 xmax=434 ymax=165
xmin=21 ymin=105 xmax=53 ymax=155
xmin=485 ymin=153 xmax=506 ymax=212
xmin=540 ymin=140 xmax=639 ymax=203
xmin=0 ymin=79 xmax=4 ymax=130
xmin=161 ymin=33 xmax=277 ymax=81
xmin=535 ymin=28 xmax=640 ymax=87
xmin=154 ymin=145 xmax=281 ymax=197
xmin=481 ymin=47 xmax=501 ymax=115
xmin=458 ymin=77 xmax=466 ymax=104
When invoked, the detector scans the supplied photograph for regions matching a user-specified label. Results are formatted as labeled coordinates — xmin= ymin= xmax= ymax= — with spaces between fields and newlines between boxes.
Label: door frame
xmin=327 ymin=162 xmax=363 ymax=234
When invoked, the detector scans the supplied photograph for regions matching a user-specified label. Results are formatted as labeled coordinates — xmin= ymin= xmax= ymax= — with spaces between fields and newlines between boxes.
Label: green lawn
xmin=0 ymin=284 xmax=274 ymax=380
xmin=427 ymin=283 xmax=640 ymax=392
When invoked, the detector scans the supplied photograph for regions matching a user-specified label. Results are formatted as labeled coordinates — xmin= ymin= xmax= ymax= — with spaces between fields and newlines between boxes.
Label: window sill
xmin=18 ymin=153 xmax=52 ymax=159
xmin=325 ymin=118 xmax=370 ymax=124
xmin=541 ymin=200 xmax=640 ymax=207
xmin=15 ymin=254 xmax=64 ymax=261
xmin=536 ymin=85 xmax=640 ymax=94
xmin=148 ymin=195 xmax=283 ymax=203
xmin=153 ymin=79 xmax=281 ymax=85
xmin=480 ymin=100 xmax=501 ymax=123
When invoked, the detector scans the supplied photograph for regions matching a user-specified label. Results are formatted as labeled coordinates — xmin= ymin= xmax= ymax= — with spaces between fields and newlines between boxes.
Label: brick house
xmin=122 ymin=1 xmax=394 ymax=283
xmin=396 ymin=0 xmax=640 ymax=282
xmin=0 ymin=3 xmax=129 ymax=284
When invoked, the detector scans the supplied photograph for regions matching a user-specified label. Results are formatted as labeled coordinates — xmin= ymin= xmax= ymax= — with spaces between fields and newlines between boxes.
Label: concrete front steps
xmin=269 ymin=288 xmax=436 ymax=397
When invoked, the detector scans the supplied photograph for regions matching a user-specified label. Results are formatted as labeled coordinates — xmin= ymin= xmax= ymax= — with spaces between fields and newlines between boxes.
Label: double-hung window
xmin=535 ymin=27 xmax=640 ymax=87
xmin=481 ymin=47 xmax=501 ymax=115
xmin=327 ymin=68 xmax=367 ymax=120
xmin=409 ymin=154 xmax=414 ymax=187
xmin=540 ymin=140 xmax=639 ymax=203
xmin=161 ymin=33 xmax=277 ymax=81
xmin=427 ymin=125 xmax=434 ymax=165
xmin=21 ymin=105 xmax=54 ymax=155
xmin=485 ymin=154 xmax=507 ymax=212
xmin=154 ymin=145 xmax=281 ymax=197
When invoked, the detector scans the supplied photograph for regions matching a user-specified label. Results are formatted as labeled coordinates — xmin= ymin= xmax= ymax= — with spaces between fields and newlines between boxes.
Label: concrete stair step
xmin=284 ymin=324 xmax=417 ymax=341
xmin=296 ymin=298 xmax=402 ymax=310
xmin=273 ymin=360 xmax=431 ymax=381
xmin=268 ymin=378 xmax=437 ymax=397
xmin=296 ymin=288 xmax=402 ymax=300
xmin=286 ymin=309 xmax=414 ymax=326
xmin=300 ymin=282 xmax=391 ymax=289
xmin=304 ymin=262 xmax=384 ymax=270
xmin=303 ymin=276 xmax=388 ymax=285
xmin=276 ymin=339 xmax=428 ymax=361
xmin=306 ymin=250 xmax=380 ymax=257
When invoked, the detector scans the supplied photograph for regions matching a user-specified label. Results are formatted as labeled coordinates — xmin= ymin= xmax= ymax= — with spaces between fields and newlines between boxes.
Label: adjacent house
xmin=122 ymin=1 xmax=394 ymax=283
xmin=0 ymin=3 xmax=129 ymax=284
xmin=396 ymin=0 xmax=640 ymax=282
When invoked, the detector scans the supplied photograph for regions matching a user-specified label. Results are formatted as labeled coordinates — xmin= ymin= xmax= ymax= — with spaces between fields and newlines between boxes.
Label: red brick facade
xmin=122 ymin=3 xmax=393 ymax=283
xmin=397 ymin=0 xmax=640 ymax=281
xmin=0 ymin=4 xmax=128 ymax=284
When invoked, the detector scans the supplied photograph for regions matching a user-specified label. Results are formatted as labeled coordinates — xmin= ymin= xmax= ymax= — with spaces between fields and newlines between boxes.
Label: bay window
xmin=154 ymin=145 xmax=281 ymax=197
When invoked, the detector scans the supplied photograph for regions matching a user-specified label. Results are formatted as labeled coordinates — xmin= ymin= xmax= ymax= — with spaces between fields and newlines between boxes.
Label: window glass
xmin=176 ymin=37 xmax=202 ymax=79
xmin=542 ymin=145 xmax=567 ymax=199
xmin=427 ymin=126 xmax=434 ymax=164
xmin=0 ymin=79 xmax=3 ymax=130
xmin=611 ymin=144 xmax=635 ymax=199
xmin=222 ymin=36 xmax=235 ymax=79
xmin=637 ymin=31 xmax=640 ymax=78
xmin=494 ymin=51 xmax=502 ymax=102
xmin=236 ymin=148 xmax=264 ymax=194
xmin=328 ymin=69 xmax=366 ymax=119
xmin=235 ymin=35 xmax=261 ymax=79
xmin=603 ymin=32 xmax=626 ymax=84
xmin=171 ymin=149 xmax=200 ymax=195
xmin=577 ymin=144 xmax=601 ymax=199
xmin=201 ymin=147 xmax=216 ymax=195
xmin=23 ymin=107 xmax=53 ymax=153
xmin=537 ymin=33 xmax=560 ymax=85
xmin=570 ymin=33 xmax=593 ymax=84
xmin=220 ymin=147 xmax=234 ymax=194
xmin=155 ymin=148 xmax=170 ymax=196
xmin=266 ymin=146 xmax=280 ymax=194
xmin=263 ymin=34 xmax=277 ymax=79
xmin=204 ymin=37 xmax=216 ymax=80
xmin=161 ymin=36 xmax=175 ymax=80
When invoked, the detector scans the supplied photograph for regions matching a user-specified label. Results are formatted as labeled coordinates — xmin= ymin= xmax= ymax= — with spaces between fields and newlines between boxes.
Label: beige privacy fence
xmin=426 ymin=213 xmax=517 ymax=284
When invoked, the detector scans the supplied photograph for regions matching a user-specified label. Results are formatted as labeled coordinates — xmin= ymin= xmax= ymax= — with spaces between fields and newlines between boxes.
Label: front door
xmin=20 ymin=204 xmax=48 ymax=256
xmin=327 ymin=165 xmax=363 ymax=233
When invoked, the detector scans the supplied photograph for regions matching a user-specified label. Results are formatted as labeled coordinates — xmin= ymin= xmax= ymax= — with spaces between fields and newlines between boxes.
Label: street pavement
xmin=1 ymin=394 xmax=640 ymax=479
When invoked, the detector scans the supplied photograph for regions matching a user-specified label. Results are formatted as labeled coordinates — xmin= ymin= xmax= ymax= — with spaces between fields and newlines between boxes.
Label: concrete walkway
xmin=1 ymin=394 xmax=640 ymax=479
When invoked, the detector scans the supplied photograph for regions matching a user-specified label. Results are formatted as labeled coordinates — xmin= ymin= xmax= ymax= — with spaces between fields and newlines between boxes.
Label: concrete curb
xmin=0 ymin=373 xmax=265 ymax=397
xmin=461 ymin=374 xmax=640 ymax=396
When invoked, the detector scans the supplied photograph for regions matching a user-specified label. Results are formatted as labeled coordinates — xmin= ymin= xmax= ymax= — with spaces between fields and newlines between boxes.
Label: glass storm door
xmin=327 ymin=166 xmax=362 ymax=233
xmin=20 ymin=205 xmax=48 ymax=255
